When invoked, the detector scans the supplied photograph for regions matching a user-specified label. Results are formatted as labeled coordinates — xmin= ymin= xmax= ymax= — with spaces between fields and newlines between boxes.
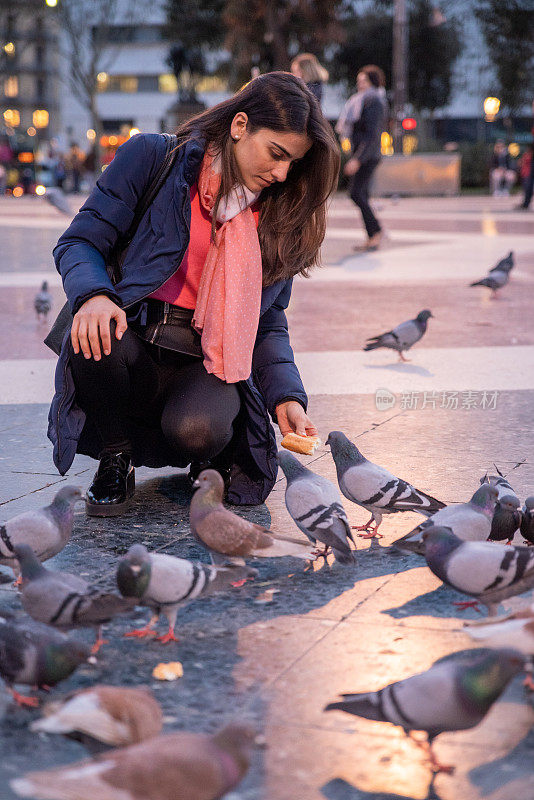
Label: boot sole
xmin=85 ymin=497 xmax=133 ymax=517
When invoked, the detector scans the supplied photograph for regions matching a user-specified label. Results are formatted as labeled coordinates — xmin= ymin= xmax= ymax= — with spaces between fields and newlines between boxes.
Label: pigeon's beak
xmin=192 ymin=479 xmax=200 ymax=489
xmin=130 ymin=565 xmax=141 ymax=575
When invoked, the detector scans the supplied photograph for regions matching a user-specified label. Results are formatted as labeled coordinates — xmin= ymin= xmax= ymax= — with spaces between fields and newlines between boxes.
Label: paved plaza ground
xmin=0 ymin=190 xmax=533 ymax=799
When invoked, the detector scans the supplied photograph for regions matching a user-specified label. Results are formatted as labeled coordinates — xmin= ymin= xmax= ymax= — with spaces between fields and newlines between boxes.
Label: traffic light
xmin=401 ymin=117 xmax=417 ymax=131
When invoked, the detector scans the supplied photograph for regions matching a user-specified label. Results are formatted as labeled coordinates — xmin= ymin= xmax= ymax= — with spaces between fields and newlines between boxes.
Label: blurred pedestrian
xmin=54 ymin=156 xmax=67 ymax=189
xmin=65 ymin=143 xmax=85 ymax=193
xmin=516 ymin=99 xmax=534 ymax=210
xmin=489 ymin=140 xmax=516 ymax=196
xmin=0 ymin=163 xmax=6 ymax=196
xmin=336 ymin=65 xmax=388 ymax=251
xmin=290 ymin=53 xmax=329 ymax=103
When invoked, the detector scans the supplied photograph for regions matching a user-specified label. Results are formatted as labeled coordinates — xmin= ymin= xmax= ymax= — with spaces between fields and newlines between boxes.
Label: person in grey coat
xmin=337 ymin=65 xmax=388 ymax=251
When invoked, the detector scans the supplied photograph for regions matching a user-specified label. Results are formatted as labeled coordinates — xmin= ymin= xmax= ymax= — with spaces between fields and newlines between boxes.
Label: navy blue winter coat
xmin=48 ymin=133 xmax=308 ymax=505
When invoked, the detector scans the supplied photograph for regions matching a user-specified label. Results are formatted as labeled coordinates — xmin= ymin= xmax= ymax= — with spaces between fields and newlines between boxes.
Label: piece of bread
xmin=281 ymin=432 xmax=321 ymax=455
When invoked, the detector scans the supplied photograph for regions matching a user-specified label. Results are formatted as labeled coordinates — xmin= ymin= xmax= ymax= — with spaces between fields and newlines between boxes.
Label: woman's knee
xmin=161 ymin=410 xmax=232 ymax=460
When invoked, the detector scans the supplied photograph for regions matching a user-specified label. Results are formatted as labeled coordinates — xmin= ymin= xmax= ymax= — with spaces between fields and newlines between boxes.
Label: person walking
xmin=336 ymin=64 xmax=387 ymax=251
xmin=517 ymin=100 xmax=534 ymax=210
xmin=290 ymin=53 xmax=329 ymax=103
xmin=489 ymin=140 xmax=516 ymax=196
xmin=48 ymin=72 xmax=340 ymax=516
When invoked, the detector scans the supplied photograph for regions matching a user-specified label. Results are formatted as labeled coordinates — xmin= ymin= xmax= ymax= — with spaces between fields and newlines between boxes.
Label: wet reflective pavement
xmin=0 ymin=192 xmax=533 ymax=799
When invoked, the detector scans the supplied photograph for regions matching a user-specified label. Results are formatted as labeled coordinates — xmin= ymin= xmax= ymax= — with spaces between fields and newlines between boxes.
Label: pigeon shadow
xmin=364 ymin=363 xmax=434 ymax=378
xmin=321 ymin=777 xmax=442 ymax=800
xmin=468 ymin=713 xmax=534 ymax=796
xmin=383 ymin=584 xmax=484 ymax=621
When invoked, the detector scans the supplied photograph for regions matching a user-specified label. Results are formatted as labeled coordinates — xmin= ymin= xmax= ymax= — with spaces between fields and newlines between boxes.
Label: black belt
xmin=132 ymin=300 xmax=203 ymax=358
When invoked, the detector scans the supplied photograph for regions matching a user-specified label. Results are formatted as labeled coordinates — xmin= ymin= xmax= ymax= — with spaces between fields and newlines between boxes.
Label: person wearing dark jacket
xmin=49 ymin=72 xmax=340 ymax=516
xmin=336 ymin=65 xmax=387 ymax=251
xmin=290 ymin=53 xmax=329 ymax=104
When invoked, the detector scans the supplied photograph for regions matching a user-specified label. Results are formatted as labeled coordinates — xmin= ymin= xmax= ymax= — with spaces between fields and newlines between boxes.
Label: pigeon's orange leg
xmin=12 ymin=575 xmax=22 ymax=588
xmin=355 ymin=520 xmax=384 ymax=539
xmin=523 ymin=673 xmax=534 ymax=691
xmin=453 ymin=600 xmax=482 ymax=613
xmin=409 ymin=733 xmax=454 ymax=775
xmin=231 ymin=576 xmax=255 ymax=588
xmin=156 ymin=626 xmax=179 ymax=645
xmin=398 ymin=352 xmax=411 ymax=363
xmin=124 ymin=614 xmax=158 ymax=639
xmin=9 ymin=688 xmax=39 ymax=708
xmin=352 ymin=516 xmax=375 ymax=532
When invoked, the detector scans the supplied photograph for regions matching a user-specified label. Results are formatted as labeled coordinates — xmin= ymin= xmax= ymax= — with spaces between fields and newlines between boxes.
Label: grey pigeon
xmin=0 ymin=612 xmax=90 ymax=707
xmin=0 ymin=486 xmax=82 ymax=581
xmin=33 ymin=280 xmax=52 ymax=322
xmin=363 ymin=309 xmax=433 ymax=362
xmin=480 ymin=472 xmax=520 ymax=503
xmin=31 ymin=685 xmax=163 ymax=749
xmin=489 ymin=251 xmax=514 ymax=274
xmin=393 ymin=484 xmax=499 ymax=555
xmin=278 ymin=450 xmax=355 ymax=564
xmin=15 ymin=544 xmax=137 ymax=652
xmin=12 ymin=723 xmax=255 ymax=800
xmin=470 ymin=269 xmax=509 ymax=295
xmin=324 ymin=647 xmax=524 ymax=773
xmin=190 ymin=469 xmax=317 ymax=564
xmin=117 ymin=544 xmax=256 ymax=643
xmin=326 ymin=431 xmax=445 ymax=538
xmin=521 ymin=497 xmax=534 ymax=545
xmin=423 ymin=525 xmax=534 ymax=615
xmin=488 ymin=495 xmax=522 ymax=544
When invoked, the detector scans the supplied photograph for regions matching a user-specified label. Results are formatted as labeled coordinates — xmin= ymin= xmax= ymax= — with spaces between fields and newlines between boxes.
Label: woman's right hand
xmin=71 ymin=295 xmax=127 ymax=360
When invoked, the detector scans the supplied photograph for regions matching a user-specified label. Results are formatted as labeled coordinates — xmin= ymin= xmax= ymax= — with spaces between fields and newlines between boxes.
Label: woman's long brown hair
xmin=174 ymin=72 xmax=340 ymax=286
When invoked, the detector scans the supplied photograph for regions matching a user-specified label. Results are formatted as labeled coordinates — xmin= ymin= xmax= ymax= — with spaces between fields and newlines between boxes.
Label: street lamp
xmin=484 ymin=97 xmax=500 ymax=122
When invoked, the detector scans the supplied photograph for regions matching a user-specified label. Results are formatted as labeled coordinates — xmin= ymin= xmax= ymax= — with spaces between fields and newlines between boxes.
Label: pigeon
xmin=423 ymin=526 xmax=534 ymax=615
xmin=470 ymin=269 xmax=509 ymax=295
xmin=117 ymin=544 xmax=256 ymax=643
xmin=520 ymin=497 xmax=534 ymax=545
xmin=489 ymin=251 xmax=514 ymax=274
xmin=33 ymin=280 xmax=52 ymax=323
xmin=31 ymin=685 xmax=163 ymax=749
xmin=0 ymin=486 xmax=82 ymax=582
xmin=393 ymin=484 xmax=499 ymax=555
xmin=277 ymin=450 xmax=355 ymax=564
xmin=326 ymin=431 xmax=445 ymax=538
xmin=363 ymin=309 xmax=433 ymax=362
xmin=480 ymin=472 xmax=520 ymax=503
xmin=190 ymin=469 xmax=317 ymax=564
xmin=0 ymin=612 xmax=90 ymax=707
xmin=488 ymin=495 xmax=522 ymax=544
xmin=12 ymin=722 xmax=255 ymax=800
xmin=15 ymin=544 xmax=137 ymax=653
xmin=324 ymin=647 xmax=524 ymax=774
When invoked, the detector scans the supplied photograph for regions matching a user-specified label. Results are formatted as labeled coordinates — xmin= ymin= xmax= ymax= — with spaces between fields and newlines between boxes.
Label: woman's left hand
xmin=275 ymin=400 xmax=318 ymax=438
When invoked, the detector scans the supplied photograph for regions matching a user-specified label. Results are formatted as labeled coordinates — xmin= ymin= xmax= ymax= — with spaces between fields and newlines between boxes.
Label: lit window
xmin=119 ymin=77 xmax=138 ymax=93
xmin=159 ymin=74 xmax=178 ymax=93
xmin=33 ymin=109 xmax=49 ymax=128
xmin=3 ymin=108 xmax=20 ymax=126
xmin=4 ymin=76 xmax=18 ymax=97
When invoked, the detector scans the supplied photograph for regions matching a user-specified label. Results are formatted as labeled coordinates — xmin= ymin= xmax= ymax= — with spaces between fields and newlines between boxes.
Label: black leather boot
xmin=188 ymin=461 xmax=232 ymax=494
xmin=85 ymin=452 xmax=135 ymax=517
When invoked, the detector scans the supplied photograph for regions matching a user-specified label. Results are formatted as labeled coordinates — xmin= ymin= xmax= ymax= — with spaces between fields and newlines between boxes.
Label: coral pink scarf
xmin=192 ymin=151 xmax=262 ymax=384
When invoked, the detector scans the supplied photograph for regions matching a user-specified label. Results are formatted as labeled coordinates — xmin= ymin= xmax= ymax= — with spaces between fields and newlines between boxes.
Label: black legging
xmin=70 ymin=327 xmax=241 ymax=464
xmin=350 ymin=158 xmax=381 ymax=238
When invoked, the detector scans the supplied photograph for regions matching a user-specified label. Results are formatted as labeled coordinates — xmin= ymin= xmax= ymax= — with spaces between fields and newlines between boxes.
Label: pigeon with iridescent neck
xmin=0 ymin=486 xmax=82 ymax=582
xmin=325 ymin=647 xmax=524 ymax=774
xmin=520 ymin=497 xmax=534 ymax=545
xmin=363 ymin=309 xmax=433 ymax=362
xmin=393 ymin=484 xmax=498 ymax=556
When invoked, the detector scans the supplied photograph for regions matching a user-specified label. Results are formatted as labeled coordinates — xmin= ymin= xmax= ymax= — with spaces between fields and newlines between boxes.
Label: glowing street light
xmin=45 ymin=0 xmax=58 ymax=6
xmin=484 ymin=96 xmax=500 ymax=122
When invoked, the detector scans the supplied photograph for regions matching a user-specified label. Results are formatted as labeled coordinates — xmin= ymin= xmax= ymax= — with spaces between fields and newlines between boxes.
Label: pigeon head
xmin=52 ymin=486 xmax=83 ymax=508
xmin=41 ymin=281 xmax=48 ymax=291
xmin=40 ymin=639 xmax=91 ymax=686
xmin=460 ymin=648 xmax=525 ymax=713
xmin=14 ymin=544 xmax=46 ymax=580
xmin=192 ymin=469 xmax=225 ymax=501
xmin=391 ymin=528 xmax=426 ymax=556
xmin=525 ymin=497 xmax=534 ymax=511
xmin=326 ymin=432 xmax=366 ymax=468
xmin=277 ymin=450 xmax=308 ymax=482
xmin=212 ymin=723 xmax=257 ymax=772
xmin=421 ymin=526 xmax=461 ymax=574
xmin=416 ymin=310 xmax=433 ymax=323
xmin=117 ymin=545 xmax=151 ymax=599
xmin=470 ymin=484 xmax=498 ymax=512
xmin=497 ymin=495 xmax=520 ymax=512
